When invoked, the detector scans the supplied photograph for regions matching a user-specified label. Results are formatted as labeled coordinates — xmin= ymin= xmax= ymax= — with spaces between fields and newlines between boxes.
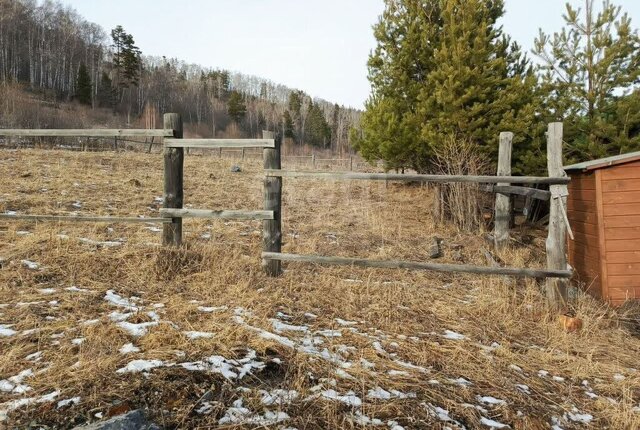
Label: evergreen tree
xmin=420 ymin=0 xmax=537 ymax=170
xmin=75 ymin=63 xmax=92 ymax=105
xmin=534 ymin=0 xmax=640 ymax=162
xmin=356 ymin=0 xmax=537 ymax=173
xmin=227 ymin=90 xmax=247 ymax=123
xmin=111 ymin=25 xmax=142 ymax=89
xmin=283 ymin=110 xmax=295 ymax=139
xmin=97 ymin=72 xmax=116 ymax=108
xmin=306 ymin=102 xmax=331 ymax=147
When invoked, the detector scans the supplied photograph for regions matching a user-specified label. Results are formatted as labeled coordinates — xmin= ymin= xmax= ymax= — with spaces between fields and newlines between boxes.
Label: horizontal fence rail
xmin=165 ymin=138 xmax=275 ymax=149
xmin=160 ymin=208 xmax=274 ymax=220
xmin=0 ymin=129 xmax=174 ymax=137
xmin=265 ymin=170 xmax=571 ymax=185
xmin=0 ymin=214 xmax=171 ymax=223
xmin=262 ymin=252 xmax=573 ymax=279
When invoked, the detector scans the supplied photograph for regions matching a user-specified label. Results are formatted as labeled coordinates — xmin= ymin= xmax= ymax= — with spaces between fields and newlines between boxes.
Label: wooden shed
xmin=565 ymin=151 xmax=640 ymax=305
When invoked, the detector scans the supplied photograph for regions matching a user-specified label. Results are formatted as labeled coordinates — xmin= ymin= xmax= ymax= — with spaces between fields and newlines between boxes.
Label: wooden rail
xmin=160 ymin=208 xmax=273 ymax=220
xmin=265 ymin=170 xmax=571 ymax=185
xmin=165 ymin=138 xmax=275 ymax=149
xmin=0 ymin=129 xmax=173 ymax=137
xmin=0 ymin=214 xmax=170 ymax=223
xmin=262 ymin=252 xmax=572 ymax=279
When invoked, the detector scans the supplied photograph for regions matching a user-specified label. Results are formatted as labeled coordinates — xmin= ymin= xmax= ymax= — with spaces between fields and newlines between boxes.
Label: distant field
xmin=0 ymin=149 xmax=639 ymax=429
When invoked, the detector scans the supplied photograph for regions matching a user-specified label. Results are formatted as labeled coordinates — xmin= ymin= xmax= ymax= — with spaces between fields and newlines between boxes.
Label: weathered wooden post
xmin=350 ymin=155 xmax=353 ymax=171
xmin=263 ymin=130 xmax=282 ymax=276
xmin=494 ymin=132 xmax=513 ymax=248
xmin=546 ymin=122 xmax=568 ymax=308
xmin=162 ymin=113 xmax=184 ymax=246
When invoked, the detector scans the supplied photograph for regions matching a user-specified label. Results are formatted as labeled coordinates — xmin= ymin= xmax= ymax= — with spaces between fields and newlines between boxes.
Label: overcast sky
xmin=60 ymin=0 xmax=640 ymax=109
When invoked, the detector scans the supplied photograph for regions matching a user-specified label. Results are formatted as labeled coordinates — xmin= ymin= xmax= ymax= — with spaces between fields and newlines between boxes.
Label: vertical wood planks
xmin=162 ymin=113 xmax=184 ymax=247
xmin=546 ymin=122 xmax=569 ymax=308
xmin=494 ymin=132 xmax=513 ymax=248
xmin=263 ymin=130 xmax=282 ymax=276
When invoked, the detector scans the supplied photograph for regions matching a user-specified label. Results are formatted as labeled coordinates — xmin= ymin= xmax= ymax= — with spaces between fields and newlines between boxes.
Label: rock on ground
xmin=73 ymin=410 xmax=160 ymax=430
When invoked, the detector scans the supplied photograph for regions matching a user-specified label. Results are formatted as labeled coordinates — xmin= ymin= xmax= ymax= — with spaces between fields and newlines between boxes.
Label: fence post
xmin=494 ymin=132 xmax=513 ymax=248
xmin=546 ymin=122 xmax=568 ymax=309
xmin=162 ymin=113 xmax=184 ymax=247
xmin=263 ymin=130 xmax=282 ymax=276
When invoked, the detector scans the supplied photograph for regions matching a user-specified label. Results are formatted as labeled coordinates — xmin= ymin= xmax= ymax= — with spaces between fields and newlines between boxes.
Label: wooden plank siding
xmin=567 ymin=171 xmax=602 ymax=297
xmin=599 ymin=159 xmax=640 ymax=305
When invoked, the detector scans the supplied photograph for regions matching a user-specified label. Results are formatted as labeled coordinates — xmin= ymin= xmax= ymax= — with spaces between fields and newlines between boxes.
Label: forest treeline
xmin=355 ymin=0 xmax=640 ymax=174
xmin=0 ymin=0 xmax=360 ymax=154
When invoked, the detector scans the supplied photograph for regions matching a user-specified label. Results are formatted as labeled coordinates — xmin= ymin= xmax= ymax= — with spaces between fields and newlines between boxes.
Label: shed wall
xmin=567 ymin=172 xmax=602 ymax=297
xmin=599 ymin=160 xmax=640 ymax=304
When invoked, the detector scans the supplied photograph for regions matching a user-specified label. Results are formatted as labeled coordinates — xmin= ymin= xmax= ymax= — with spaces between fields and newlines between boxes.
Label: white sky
xmin=60 ymin=0 xmax=640 ymax=109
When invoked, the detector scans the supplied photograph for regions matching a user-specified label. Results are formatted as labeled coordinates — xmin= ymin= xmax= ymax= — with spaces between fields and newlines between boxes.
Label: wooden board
xmin=567 ymin=199 xmax=597 ymax=212
xmin=160 ymin=208 xmax=274 ymax=220
xmin=604 ymin=215 xmax=640 ymax=228
xmin=607 ymin=263 xmax=640 ymax=275
xmin=262 ymin=252 xmax=573 ymax=278
xmin=165 ymin=138 xmax=275 ymax=149
xmin=266 ymin=170 xmax=571 ymax=185
xmin=567 ymin=209 xmax=599 ymax=224
xmin=604 ymin=226 xmax=640 ymax=240
xmin=607 ymin=287 xmax=639 ymax=301
xmin=602 ymin=190 xmax=640 ymax=205
xmin=601 ymin=179 xmax=640 ymax=192
xmin=606 ymin=251 xmax=640 ymax=264
xmin=0 ymin=129 xmax=173 ymax=137
xmin=571 ymin=222 xmax=599 ymax=237
xmin=603 ymin=203 xmax=640 ymax=217
xmin=600 ymin=161 xmax=640 ymax=180
xmin=606 ymin=239 xmax=640 ymax=252
xmin=566 ymin=188 xmax=596 ymax=202
xmin=567 ymin=174 xmax=596 ymax=190
xmin=0 ymin=214 xmax=170 ymax=223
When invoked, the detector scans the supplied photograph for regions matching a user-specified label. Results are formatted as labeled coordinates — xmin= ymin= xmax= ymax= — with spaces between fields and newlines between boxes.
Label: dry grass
xmin=0 ymin=149 xmax=639 ymax=429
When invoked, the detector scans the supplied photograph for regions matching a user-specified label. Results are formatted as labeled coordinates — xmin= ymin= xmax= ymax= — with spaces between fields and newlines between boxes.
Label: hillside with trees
xmin=354 ymin=0 xmax=640 ymax=174
xmin=0 ymin=0 xmax=361 ymax=154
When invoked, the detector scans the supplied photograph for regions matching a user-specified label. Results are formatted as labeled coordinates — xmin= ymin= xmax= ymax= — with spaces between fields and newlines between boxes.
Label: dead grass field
xmin=0 ymin=149 xmax=639 ymax=429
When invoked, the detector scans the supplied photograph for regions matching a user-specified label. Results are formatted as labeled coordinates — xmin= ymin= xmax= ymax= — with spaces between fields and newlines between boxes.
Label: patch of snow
xmin=116 ymin=321 xmax=158 ymax=337
xmin=450 ymin=377 xmax=473 ymax=387
xmin=25 ymin=352 xmax=42 ymax=362
xmin=477 ymin=396 xmax=507 ymax=405
xmin=116 ymin=359 xmax=164 ymax=374
xmin=119 ymin=343 xmax=140 ymax=354
xmin=442 ymin=330 xmax=466 ymax=340
xmin=0 ymin=324 xmax=16 ymax=337
xmin=515 ymin=384 xmax=530 ymax=394
xmin=509 ymin=364 xmax=523 ymax=372
xmin=480 ymin=417 xmax=510 ymax=428
xmin=335 ymin=318 xmax=358 ymax=326
xmin=613 ymin=373 xmax=625 ymax=381
xmin=38 ymin=288 xmax=57 ymax=294
xmin=21 ymin=260 xmax=40 ymax=270
xmin=351 ymin=410 xmax=384 ymax=426
xmin=272 ymin=320 xmax=308 ymax=333
xmin=184 ymin=331 xmax=215 ymax=340
xmin=553 ymin=376 xmax=565 ymax=382
xmin=218 ymin=398 xmax=289 ymax=425
xmin=104 ymin=290 xmax=138 ymax=311
xmin=198 ymin=305 xmax=227 ymax=313
xmin=319 ymin=389 xmax=362 ymax=407
xmin=78 ymin=237 xmax=122 ymax=248
xmin=567 ymin=411 xmax=593 ymax=424
xmin=71 ymin=338 xmax=85 ymax=345
xmin=316 ymin=329 xmax=342 ymax=337
xmin=57 ymin=397 xmax=80 ymax=408
xmin=260 ymin=389 xmax=299 ymax=406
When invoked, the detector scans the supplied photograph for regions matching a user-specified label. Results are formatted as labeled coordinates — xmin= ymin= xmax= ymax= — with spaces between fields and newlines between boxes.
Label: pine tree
xmin=306 ymin=102 xmax=331 ymax=147
xmin=97 ymin=72 xmax=116 ymax=108
xmin=420 ymin=0 xmax=537 ymax=170
xmin=356 ymin=0 xmax=538 ymax=173
xmin=534 ymin=0 xmax=640 ymax=161
xmin=283 ymin=110 xmax=295 ymax=139
xmin=227 ymin=90 xmax=246 ymax=123
xmin=111 ymin=25 xmax=142 ymax=89
xmin=75 ymin=63 xmax=92 ymax=105
xmin=355 ymin=0 xmax=442 ymax=171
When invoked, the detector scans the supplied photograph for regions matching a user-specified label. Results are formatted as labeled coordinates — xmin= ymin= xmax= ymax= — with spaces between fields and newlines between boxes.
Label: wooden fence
xmin=0 ymin=116 xmax=573 ymax=308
